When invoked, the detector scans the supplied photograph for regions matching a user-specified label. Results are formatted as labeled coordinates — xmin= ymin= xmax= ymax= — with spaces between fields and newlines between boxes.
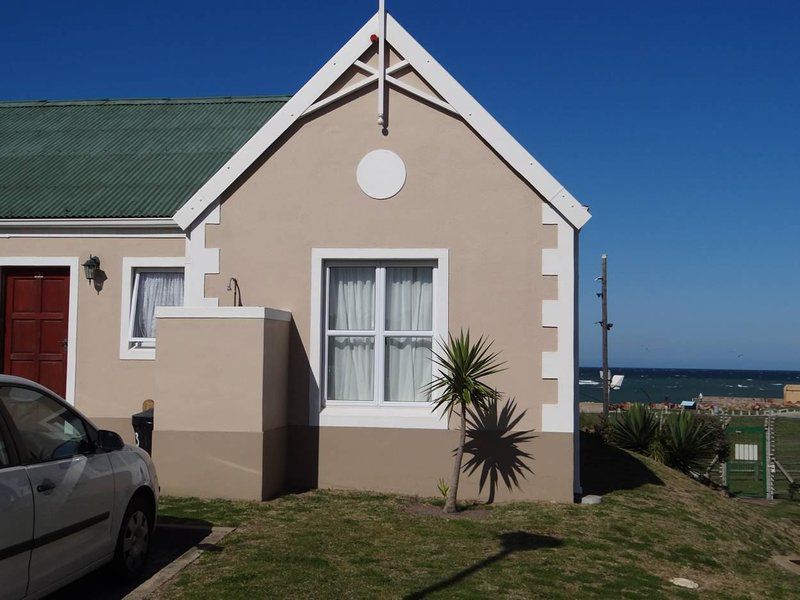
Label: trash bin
xmin=131 ymin=408 xmax=154 ymax=455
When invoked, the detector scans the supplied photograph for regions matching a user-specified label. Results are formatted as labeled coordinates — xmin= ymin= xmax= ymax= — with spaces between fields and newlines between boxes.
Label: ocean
xmin=578 ymin=367 xmax=800 ymax=405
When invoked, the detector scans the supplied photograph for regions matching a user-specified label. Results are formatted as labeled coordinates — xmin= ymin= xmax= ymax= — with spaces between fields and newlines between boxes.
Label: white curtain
xmin=385 ymin=267 xmax=433 ymax=402
xmin=385 ymin=267 xmax=432 ymax=331
xmin=328 ymin=267 xmax=375 ymax=330
xmin=133 ymin=271 xmax=184 ymax=338
xmin=327 ymin=337 xmax=374 ymax=401
xmin=327 ymin=267 xmax=375 ymax=401
xmin=385 ymin=337 xmax=432 ymax=402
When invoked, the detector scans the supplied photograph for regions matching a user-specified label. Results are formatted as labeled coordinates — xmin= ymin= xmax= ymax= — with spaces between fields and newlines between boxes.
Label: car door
xmin=0 ymin=385 xmax=116 ymax=595
xmin=0 ymin=411 xmax=33 ymax=600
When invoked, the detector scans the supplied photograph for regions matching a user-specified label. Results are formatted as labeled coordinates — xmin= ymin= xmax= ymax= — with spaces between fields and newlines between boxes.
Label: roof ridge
xmin=0 ymin=95 xmax=292 ymax=107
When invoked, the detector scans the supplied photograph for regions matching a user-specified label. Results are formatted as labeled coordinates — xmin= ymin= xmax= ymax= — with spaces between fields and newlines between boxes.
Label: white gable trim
xmin=173 ymin=12 xmax=590 ymax=231
xmin=173 ymin=15 xmax=378 ymax=230
xmin=386 ymin=16 xmax=590 ymax=229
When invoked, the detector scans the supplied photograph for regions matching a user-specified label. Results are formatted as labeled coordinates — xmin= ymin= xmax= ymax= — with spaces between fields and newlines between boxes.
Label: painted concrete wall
xmin=0 ymin=236 xmax=184 ymax=438
xmin=152 ymin=311 xmax=289 ymax=500
xmin=202 ymin=66 xmax=575 ymax=501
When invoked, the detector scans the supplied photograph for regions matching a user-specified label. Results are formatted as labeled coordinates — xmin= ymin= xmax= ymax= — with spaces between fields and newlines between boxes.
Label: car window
xmin=0 ymin=386 xmax=90 ymax=464
xmin=0 ymin=427 xmax=9 ymax=467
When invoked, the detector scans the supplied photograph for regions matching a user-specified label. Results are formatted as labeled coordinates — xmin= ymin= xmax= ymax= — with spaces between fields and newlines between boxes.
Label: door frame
xmin=0 ymin=258 xmax=79 ymax=404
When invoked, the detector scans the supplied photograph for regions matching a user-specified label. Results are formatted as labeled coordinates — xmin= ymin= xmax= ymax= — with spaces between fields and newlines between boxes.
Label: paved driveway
xmin=47 ymin=524 xmax=213 ymax=599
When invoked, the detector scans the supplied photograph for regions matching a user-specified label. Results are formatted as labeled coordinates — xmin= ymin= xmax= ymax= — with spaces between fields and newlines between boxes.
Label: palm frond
xmin=421 ymin=330 xmax=506 ymax=415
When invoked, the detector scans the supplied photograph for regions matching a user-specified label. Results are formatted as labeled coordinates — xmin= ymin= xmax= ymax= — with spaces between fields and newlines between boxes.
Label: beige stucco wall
xmin=207 ymin=89 xmax=559 ymax=431
xmin=152 ymin=313 xmax=290 ymax=499
xmin=0 ymin=236 xmax=184 ymax=434
xmin=203 ymin=76 xmax=574 ymax=501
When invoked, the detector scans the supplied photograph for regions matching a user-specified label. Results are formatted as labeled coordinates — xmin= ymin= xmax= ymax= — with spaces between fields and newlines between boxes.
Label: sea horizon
xmin=578 ymin=366 xmax=800 ymax=404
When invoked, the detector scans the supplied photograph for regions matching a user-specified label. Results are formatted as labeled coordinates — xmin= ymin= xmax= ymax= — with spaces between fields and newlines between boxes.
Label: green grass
xmin=155 ymin=437 xmax=800 ymax=599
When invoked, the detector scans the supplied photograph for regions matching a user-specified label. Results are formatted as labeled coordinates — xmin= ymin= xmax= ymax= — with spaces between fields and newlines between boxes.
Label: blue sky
xmin=2 ymin=1 xmax=798 ymax=370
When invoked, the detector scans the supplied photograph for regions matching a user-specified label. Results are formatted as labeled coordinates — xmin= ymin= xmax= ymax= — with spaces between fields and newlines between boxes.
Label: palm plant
xmin=610 ymin=404 xmax=659 ymax=454
xmin=653 ymin=412 xmax=718 ymax=474
xmin=423 ymin=330 xmax=505 ymax=513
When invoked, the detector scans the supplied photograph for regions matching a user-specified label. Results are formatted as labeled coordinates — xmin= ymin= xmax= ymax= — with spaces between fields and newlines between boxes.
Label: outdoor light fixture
xmin=82 ymin=255 xmax=100 ymax=283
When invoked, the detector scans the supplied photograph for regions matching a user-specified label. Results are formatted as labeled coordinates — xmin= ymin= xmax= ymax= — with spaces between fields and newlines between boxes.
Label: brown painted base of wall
xmin=152 ymin=427 xmax=287 ymax=501
xmin=151 ymin=425 xmax=575 ymax=503
xmin=287 ymin=426 xmax=576 ymax=503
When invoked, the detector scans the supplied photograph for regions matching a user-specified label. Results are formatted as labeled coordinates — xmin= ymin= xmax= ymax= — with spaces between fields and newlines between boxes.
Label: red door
xmin=3 ymin=268 xmax=69 ymax=397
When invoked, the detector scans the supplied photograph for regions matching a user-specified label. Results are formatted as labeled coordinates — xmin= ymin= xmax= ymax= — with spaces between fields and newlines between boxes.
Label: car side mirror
xmin=96 ymin=429 xmax=125 ymax=452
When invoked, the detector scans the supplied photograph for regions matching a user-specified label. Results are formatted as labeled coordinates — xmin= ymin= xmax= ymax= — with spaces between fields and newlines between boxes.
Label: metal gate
xmin=725 ymin=425 xmax=766 ymax=498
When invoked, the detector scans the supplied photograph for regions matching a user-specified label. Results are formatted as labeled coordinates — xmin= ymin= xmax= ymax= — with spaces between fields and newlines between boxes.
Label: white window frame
xmin=119 ymin=257 xmax=186 ymax=360
xmin=309 ymin=249 xmax=448 ymax=429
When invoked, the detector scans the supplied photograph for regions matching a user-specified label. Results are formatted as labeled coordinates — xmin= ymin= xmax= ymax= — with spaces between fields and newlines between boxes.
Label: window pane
xmin=328 ymin=267 xmax=375 ymax=331
xmin=0 ymin=386 xmax=90 ymax=463
xmin=385 ymin=267 xmax=433 ymax=331
xmin=327 ymin=336 xmax=375 ymax=401
xmin=384 ymin=337 xmax=432 ymax=402
xmin=133 ymin=270 xmax=184 ymax=338
xmin=0 ymin=430 xmax=9 ymax=467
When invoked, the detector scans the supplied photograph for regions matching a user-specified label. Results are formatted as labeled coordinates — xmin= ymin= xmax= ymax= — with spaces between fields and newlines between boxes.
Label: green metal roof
xmin=0 ymin=96 xmax=290 ymax=219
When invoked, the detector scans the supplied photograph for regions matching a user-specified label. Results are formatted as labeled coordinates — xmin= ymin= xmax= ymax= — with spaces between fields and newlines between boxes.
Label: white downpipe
xmin=377 ymin=0 xmax=386 ymax=127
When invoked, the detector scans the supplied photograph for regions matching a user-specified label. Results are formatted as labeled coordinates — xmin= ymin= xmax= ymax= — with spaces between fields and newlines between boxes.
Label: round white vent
xmin=356 ymin=149 xmax=406 ymax=200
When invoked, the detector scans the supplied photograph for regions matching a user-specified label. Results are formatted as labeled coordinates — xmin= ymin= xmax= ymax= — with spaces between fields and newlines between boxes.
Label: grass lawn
xmin=154 ymin=435 xmax=800 ymax=599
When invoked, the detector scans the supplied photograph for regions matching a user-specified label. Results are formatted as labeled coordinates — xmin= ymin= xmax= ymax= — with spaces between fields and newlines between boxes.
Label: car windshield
xmin=0 ymin=386 xmax=89 ymax=463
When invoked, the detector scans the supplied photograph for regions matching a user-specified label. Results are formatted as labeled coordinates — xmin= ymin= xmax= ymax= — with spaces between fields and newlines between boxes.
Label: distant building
xmin=784 ymin=385 xmax=800 ymax=406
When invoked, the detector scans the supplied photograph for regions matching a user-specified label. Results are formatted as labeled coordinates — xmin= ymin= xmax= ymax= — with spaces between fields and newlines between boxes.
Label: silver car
xmin=0 ymin=376 xmax=159 ymax=598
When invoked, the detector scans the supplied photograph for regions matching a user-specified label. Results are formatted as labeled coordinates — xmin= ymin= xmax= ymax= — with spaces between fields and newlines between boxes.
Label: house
xmin=0 ymin=9 xmax=590 ymax=503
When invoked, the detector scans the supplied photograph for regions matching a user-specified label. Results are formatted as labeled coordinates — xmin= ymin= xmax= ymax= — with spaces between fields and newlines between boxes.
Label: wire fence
xmin=773 ymin=415 xmax=800 ymax=500
xmin=711 ymin=414 xmax=800 ymax=500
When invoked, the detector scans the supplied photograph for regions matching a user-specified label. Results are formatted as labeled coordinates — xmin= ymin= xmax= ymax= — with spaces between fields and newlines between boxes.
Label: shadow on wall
xmin=92 ymin=268 xmax=108 ymax=294
xmin=463 ymin=398 xmax=535 ymax=504
xmin=580 ymin=431 xmax=664 ymax=495
xmin=404 ymin=531 xmax=563 ymax=599
xmin=285 ymin=318 xmax=319 ymax=492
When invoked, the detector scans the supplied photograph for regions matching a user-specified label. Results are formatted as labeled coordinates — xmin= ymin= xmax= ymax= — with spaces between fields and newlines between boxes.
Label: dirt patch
xmin=404 ymin=502 xmax=492 ymax=520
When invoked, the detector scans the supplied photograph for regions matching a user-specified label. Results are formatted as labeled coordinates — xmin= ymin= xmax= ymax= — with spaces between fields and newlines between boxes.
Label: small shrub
xmin=654 ymin=412 xmax=718 ymax=474
xmin=694 ymin=413 xmax=730 ymax=463
xmin=437 ymin=478 xmax=450 ymax=499
xmin=610 ymin=404 xmax=659 ymax=453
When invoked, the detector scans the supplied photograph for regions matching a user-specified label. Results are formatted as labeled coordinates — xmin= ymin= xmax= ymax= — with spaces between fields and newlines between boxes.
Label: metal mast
xmin=599 ymin=254 xmax=610 ymax=419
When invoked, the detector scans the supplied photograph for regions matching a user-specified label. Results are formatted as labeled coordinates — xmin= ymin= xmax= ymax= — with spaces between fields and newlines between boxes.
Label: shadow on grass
xmin=580 ymin=432 xmax=664 ymax=495
xmin=157 ymin=515 xmax=215 ymax=528
xmin=48 ymin=524 xmax=213 ymax=599
xmin=404 ymin=531 xmax=562 ymax=599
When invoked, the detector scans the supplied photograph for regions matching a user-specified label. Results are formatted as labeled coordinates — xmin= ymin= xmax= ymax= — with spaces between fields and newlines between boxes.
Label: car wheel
xmin=113 ymin=495 xmax=152 ymax=579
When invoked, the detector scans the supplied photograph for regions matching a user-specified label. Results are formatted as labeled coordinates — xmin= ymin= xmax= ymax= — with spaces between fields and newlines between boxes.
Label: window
xmin=0 ymin=427 xmax=10 ymax=467
xmin=324 ymin=262 xmax=435 ymax=406
xmin=120 ymin=258 xmax=186 ymax=360
xmin=128 ymin=269 xmax=184 ymax=347
xmin=0 ymin=386 xmax=90 ymax=464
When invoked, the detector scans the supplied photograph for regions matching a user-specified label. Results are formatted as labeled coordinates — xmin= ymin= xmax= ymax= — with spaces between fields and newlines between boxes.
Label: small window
xmin=324 ymin=263 xmax=434 ymax=405
xmin=0 ymin=386 xmax=90 ymax=464
xmin=127 ymin=268 xmax=184 ymax=349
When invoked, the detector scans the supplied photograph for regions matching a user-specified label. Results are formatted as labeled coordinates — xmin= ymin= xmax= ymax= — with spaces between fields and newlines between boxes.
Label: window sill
xmin=119 ymin=346 xmax=155 ymax=361
xmin=318 ymin=404 xmax=448 ymax=429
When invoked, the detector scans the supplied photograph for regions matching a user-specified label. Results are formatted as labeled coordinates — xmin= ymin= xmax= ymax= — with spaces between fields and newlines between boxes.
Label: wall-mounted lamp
xmin=82 ymin=255 xmax=100 ymax=283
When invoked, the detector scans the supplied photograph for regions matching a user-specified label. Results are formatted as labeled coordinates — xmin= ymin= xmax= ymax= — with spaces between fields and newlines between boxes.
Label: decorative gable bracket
xmin=173 ymin=11 xmax=591 ymax=231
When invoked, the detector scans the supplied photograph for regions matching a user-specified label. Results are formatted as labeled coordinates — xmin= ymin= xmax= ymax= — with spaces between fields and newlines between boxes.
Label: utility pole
xmin=598 ymin=254 xmax=610 ymax=419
